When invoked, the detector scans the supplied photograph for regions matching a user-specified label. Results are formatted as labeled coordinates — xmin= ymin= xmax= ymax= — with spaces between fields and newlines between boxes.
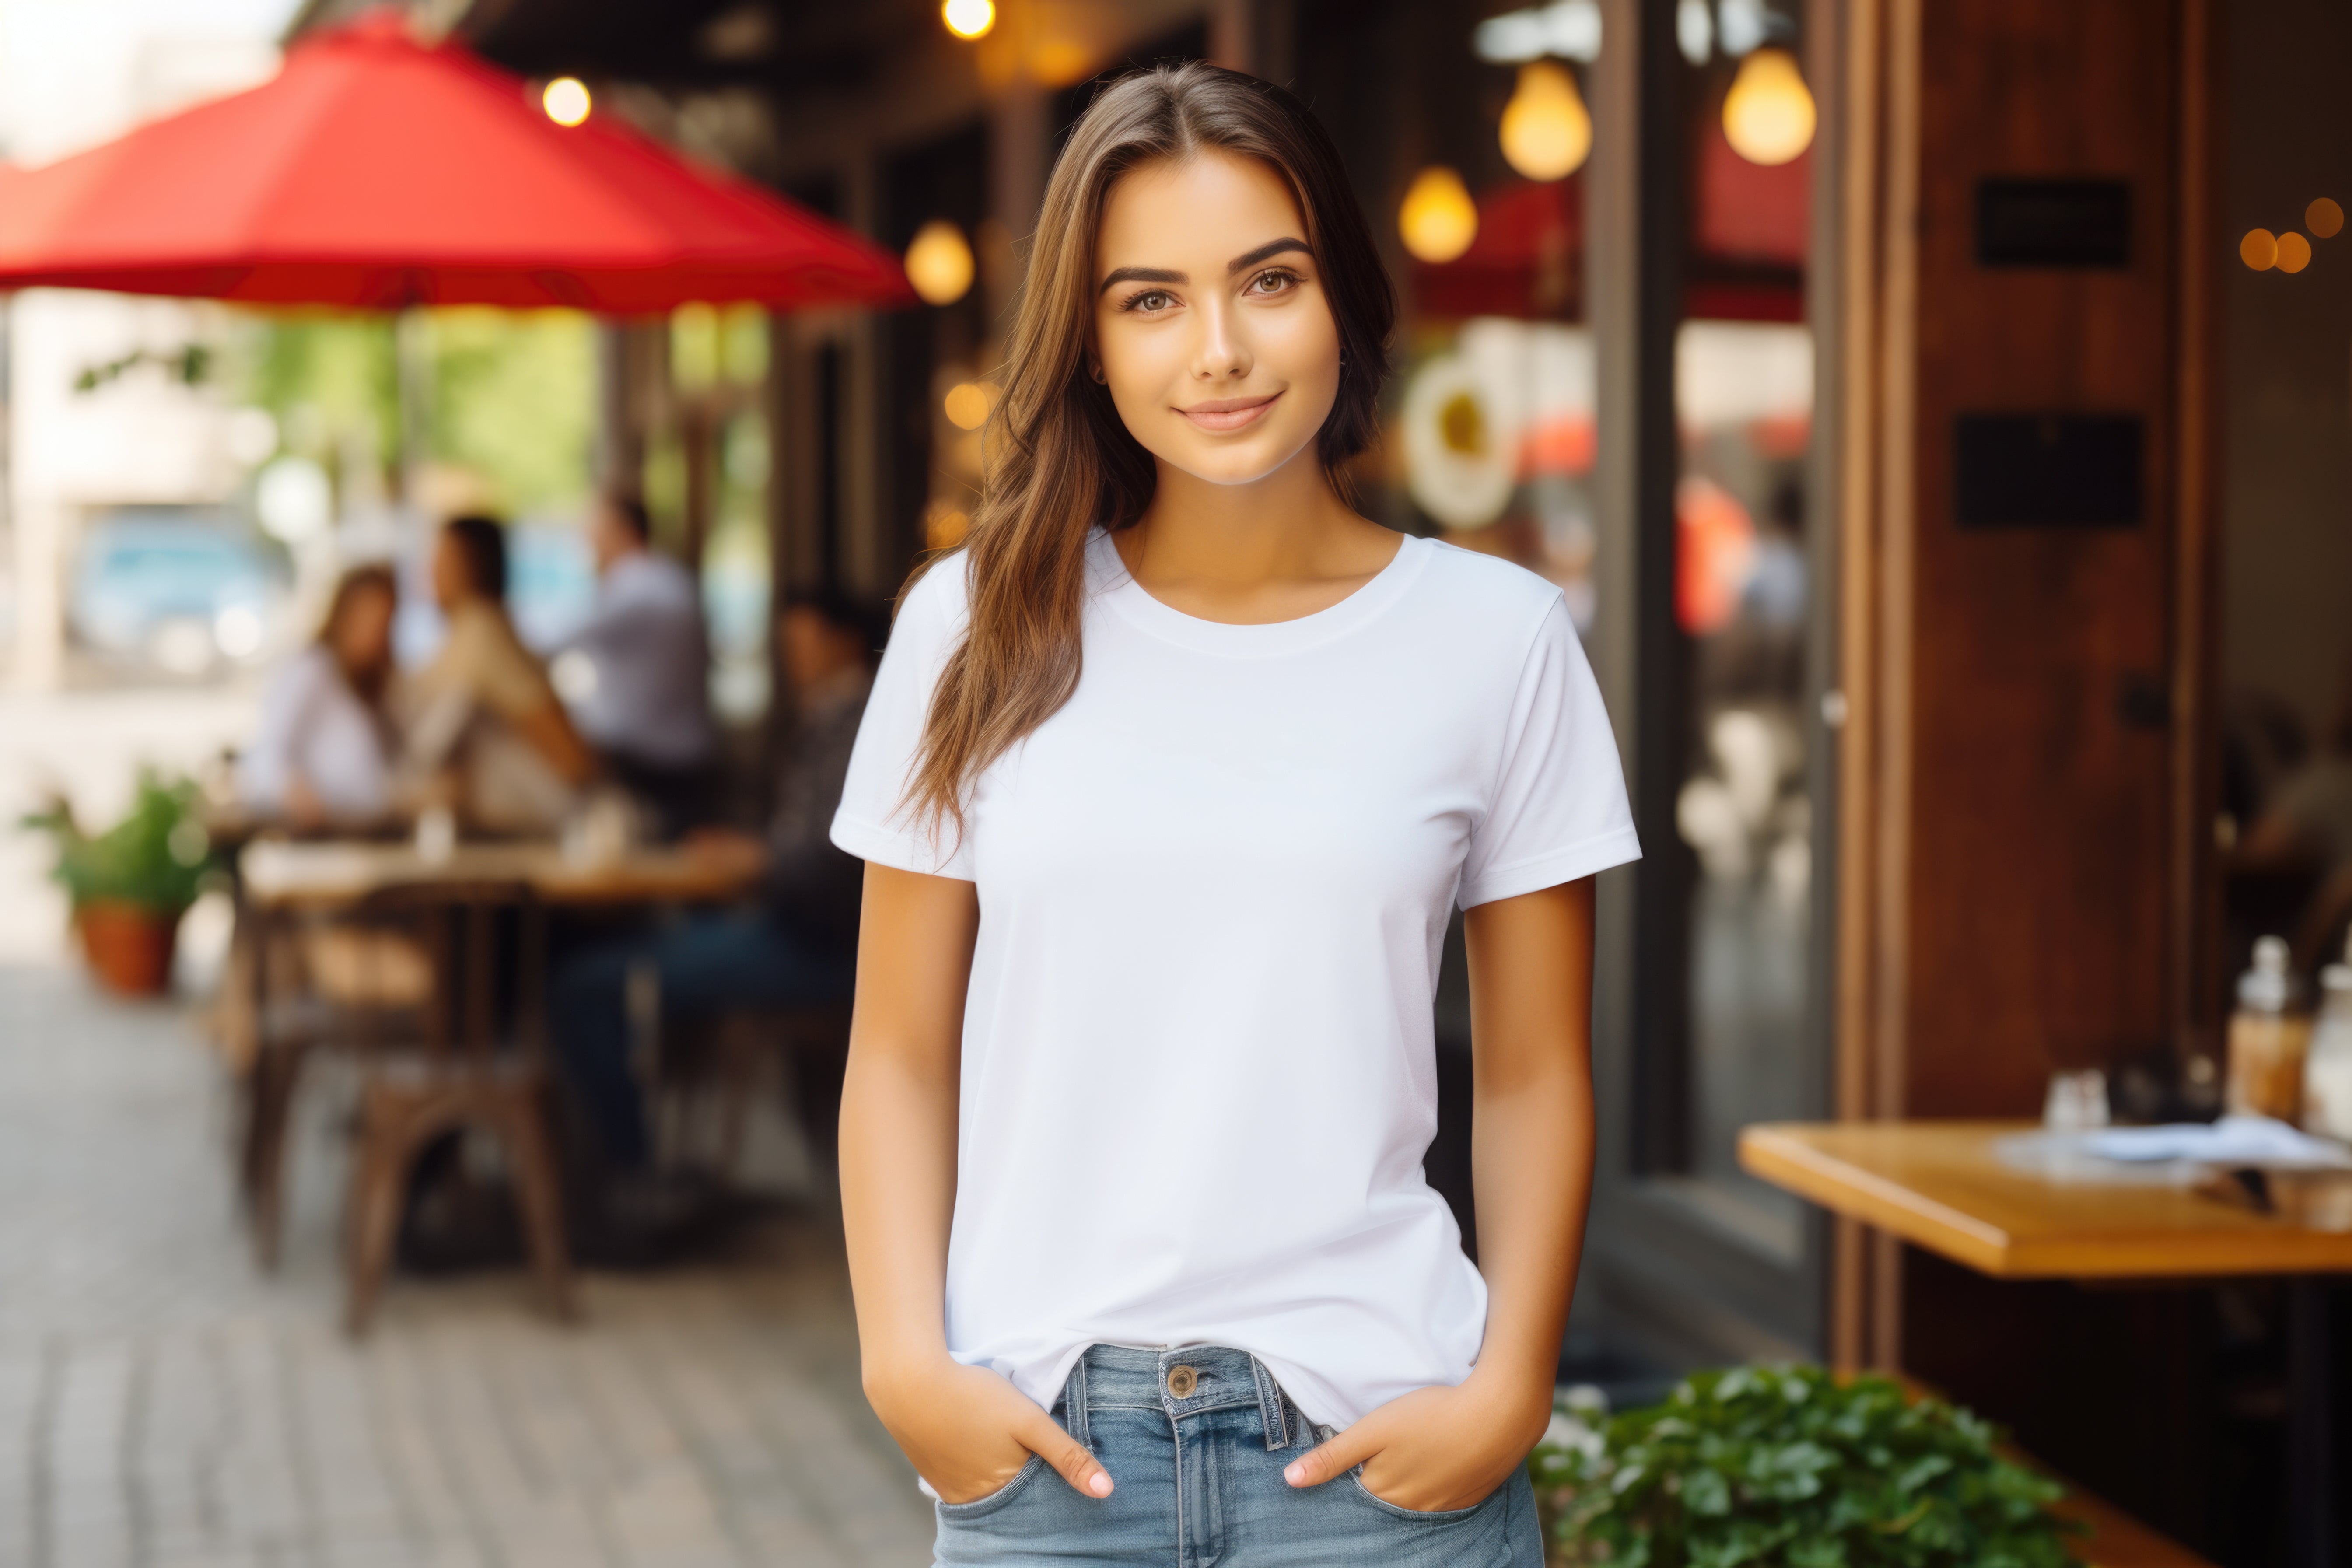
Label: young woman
xmin=240 ymin=563 xmax=400 ymax=827
xmin=831 ymin=63 xmax=1637 ymax=1566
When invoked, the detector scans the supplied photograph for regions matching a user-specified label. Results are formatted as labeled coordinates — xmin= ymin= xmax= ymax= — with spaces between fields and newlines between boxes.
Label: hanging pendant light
xmin=1399 ymin=167 xmax=1478 ymax=263
xmin=1722 ymin=47 xmax=1816 ymax=166
xmin=1499 ymin=61 xmax=1592 ymax=182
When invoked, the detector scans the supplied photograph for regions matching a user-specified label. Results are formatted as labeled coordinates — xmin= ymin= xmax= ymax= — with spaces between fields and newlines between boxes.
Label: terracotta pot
xmin=76 ymin=900 xmax=182 ymax=996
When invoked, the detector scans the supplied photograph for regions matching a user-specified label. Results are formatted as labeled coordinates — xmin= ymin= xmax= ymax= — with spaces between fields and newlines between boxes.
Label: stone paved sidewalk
xmin=0 ymin=963 xmax=935 ymax=1568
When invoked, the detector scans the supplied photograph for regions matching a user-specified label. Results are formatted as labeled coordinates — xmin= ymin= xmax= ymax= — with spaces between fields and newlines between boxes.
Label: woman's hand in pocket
xmin=1281 ymin=1371 xmax=1547 ymax=1513
xmin=867 ymin=1357 xmax=1113 ymax=1505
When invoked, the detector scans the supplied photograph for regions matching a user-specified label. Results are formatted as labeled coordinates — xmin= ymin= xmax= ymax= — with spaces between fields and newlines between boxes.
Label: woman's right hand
xmin=867 ymin=1357 xmax=1114 ymax=1505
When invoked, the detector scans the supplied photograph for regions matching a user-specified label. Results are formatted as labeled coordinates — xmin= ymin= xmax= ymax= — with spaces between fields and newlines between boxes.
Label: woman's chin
xmin=1153 ymin=432 xmax=1317 ymax=489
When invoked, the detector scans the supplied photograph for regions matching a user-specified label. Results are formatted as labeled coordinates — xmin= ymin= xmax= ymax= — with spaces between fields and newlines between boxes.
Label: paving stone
xmin=0 ymin=964 xmax=934 ymax=1568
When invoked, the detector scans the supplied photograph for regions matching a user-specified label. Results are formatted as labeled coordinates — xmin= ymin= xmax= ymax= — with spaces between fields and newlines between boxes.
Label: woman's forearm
xmin=1468 ymin=1055 xmax=1594 ymax=1392
xmin=838 ymin=863 xmax=981 ymax=1400
xmin=840 ymin=1042 xmax=962 ymax=1390
xmin=1460 ymin=878 xmax=1599 ymax=1419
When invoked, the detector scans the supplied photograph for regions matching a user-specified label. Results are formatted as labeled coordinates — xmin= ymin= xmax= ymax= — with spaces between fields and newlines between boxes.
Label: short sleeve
xmin=1457 ymin=595 xmax=1641 ymax=908
xmin=829 ymin=558 xmax=976 ymax=880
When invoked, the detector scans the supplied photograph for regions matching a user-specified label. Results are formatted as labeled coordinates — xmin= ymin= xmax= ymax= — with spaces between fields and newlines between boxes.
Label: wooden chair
xmin=240 ymin=895 xmax=439 ymax=1270
xmin=339 ymin=880 xmax=575 ymax=1336
xmin=652 ymin=1000 xmax=853 ymax=1177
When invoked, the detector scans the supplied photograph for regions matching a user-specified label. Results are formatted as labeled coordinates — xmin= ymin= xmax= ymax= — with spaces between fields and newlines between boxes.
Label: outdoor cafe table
xmin=1740 ymin=1120 xmax=2348 ymax=1568
xmin=230 ymin=836 xmax=768 ymax=1279
xmin=238 ymin=837 xmax=763 ymax=910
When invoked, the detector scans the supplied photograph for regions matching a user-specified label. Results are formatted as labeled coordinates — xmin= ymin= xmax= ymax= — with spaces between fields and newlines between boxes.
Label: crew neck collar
xmin=1087 ymin=528 xmax=1429 ymax=658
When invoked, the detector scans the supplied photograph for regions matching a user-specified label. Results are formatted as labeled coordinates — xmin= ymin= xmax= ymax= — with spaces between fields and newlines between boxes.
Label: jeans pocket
xmin=935 ymin=1453 xmax=1046 ymax=1522
xmin=1345 ymin=1464 xmax=1495 ymax=1522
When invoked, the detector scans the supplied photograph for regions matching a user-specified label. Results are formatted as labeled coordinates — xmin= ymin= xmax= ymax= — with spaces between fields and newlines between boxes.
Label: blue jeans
xmin=550 ymin=911 xmax=851 ymax=1168
xmin=933 ymin=1345 xmax=1543 ymax=1568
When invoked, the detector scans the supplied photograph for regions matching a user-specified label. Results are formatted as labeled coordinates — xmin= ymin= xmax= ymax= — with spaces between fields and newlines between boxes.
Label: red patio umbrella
xmin=0 ymin=10 xmax=911 ymax=315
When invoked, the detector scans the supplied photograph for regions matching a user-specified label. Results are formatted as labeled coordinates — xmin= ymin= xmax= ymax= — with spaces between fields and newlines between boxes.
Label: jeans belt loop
xmin=1063 ymin=1353 xmax=1092 ymax=1452
xmin=1248 ymin=1354 xmax=1288 ymax=1451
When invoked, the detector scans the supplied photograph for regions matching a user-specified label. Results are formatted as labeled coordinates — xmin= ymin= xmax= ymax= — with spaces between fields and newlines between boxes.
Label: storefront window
xmin=1384 ymin=10 xmax=1600 ymax=623
xmin=1665 ymin=1 xmax=1815 ymax=1257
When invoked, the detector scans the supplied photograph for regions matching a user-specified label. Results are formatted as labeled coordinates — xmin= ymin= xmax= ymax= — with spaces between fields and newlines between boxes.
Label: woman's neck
xmin=1115 ymin=447 xmax=1400 ymax=625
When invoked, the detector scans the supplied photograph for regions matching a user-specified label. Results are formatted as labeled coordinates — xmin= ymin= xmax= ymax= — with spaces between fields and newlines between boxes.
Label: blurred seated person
xmin=238 ymin=564 xmax=399 ymax=829
xmin=550 ymin=586 xmax=880 ymax=1188
xmin=2244 ymin=685 xmax=2352 ymax=872
xmin=2243 ymin=680 xmax=2352 ymax=964
xmin=399 ymin=514 xmax=596 ymax=835
xmin=553 ymin=493 xmax=718 ymax=838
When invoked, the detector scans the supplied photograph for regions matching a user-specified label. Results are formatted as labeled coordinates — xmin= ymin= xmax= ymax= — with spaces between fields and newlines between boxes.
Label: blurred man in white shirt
xmin=556 ymin=494 xmax=718 ymax=836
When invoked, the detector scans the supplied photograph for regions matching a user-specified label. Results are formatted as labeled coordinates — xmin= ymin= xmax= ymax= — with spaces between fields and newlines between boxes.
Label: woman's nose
xmin=1192 ymin=300 xmax=1251 ymax=380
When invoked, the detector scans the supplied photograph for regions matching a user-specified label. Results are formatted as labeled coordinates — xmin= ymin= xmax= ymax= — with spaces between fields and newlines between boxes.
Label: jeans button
xmin=1166 ymin=1364 xmax=1198 ymax=1398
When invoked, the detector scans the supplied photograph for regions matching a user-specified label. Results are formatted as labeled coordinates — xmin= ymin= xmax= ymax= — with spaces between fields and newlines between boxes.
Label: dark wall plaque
xmin=1953 ymin=413 xmax=2143 ymax=528
xmin=1975 ymin=179 xmax=2132 ymax=267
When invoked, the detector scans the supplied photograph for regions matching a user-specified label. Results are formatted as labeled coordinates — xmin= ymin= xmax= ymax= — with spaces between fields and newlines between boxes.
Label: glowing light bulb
xmin=942 ymin=0 xmax=995 ymax=40
xmin=2307 ymin=198 xmax=2343 ymax=240
xmin=1499 ymin=62 xmax=1592 ymax=182
xmin=542 ymin=77 xmax=591 ymax=126
xmin=1722 ymin=48 xmax=1815 ymax=166
xmin=2276 ymin=231 xmax=2313 ymax=273
xmin=2241 ymin=228 xmax=2278 ymax=270
xmin=944 ymin=382 xmax=994 ymax=430
xmin=1399 ymin=167 xmax=1478 ymax=264
xmin=905 ymin=220 xmax=976 ymax=305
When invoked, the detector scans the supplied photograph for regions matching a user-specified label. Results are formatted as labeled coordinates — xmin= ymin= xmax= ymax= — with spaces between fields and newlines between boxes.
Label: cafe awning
xmin=0 ymin=10 xmax=911 ymax=315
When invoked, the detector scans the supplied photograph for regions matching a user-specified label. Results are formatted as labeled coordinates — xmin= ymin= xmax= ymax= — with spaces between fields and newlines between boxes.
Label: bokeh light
xmin=1722 ymin=48 xmax=1815 ymax=166
xmin=943 ymin=381 xmax=994 ymax=430
xmin=1399 ymin=167 xmax=1478 ymax=264
xmin=541 ymin=76 xmax=591 ymax=126
xmin=2307 ymin=198 xmax=2343 ymax=239
xmin=904 ymin=220 xmax=976 ymax=305
xmin=1499 ymin=62 xmax=1592 ymax=182
xmin=2275 ymin=231 xmax=2312 ymax=273
xmin=942 ymin=0 xmax=995 ymax=40
xmin=2240 ymin=228 xmax=2278 ymax=270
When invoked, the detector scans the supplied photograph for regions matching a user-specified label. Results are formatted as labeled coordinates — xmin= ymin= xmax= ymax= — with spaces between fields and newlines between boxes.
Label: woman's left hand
xmin=1281 ymin=1369 xmax=1550 ymax=1514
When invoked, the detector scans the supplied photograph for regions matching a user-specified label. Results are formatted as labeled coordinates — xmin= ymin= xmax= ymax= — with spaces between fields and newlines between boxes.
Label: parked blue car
xmin=69 ymin=508 xmax=290 ymax=676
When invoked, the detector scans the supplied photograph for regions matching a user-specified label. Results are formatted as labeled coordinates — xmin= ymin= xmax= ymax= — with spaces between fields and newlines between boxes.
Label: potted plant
xmin=21 ymin=770 xmax=216 ymax=996
xmin=1530 ymin=1365 xmax=2080 ymax=1568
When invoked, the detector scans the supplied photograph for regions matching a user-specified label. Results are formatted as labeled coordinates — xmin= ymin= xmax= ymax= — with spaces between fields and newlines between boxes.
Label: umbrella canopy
xmin=0 ymin=11 xmax=911 ymax=315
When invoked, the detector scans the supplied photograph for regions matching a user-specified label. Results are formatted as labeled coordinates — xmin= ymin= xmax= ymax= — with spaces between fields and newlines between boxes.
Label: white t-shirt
xmin=239 ymin=645 xmax=393 ymax=823
xmin=830 ymin=528 xmax=1639 ymax=1430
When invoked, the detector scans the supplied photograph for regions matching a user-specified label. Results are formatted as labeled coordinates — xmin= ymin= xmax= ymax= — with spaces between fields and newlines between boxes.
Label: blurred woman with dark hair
xmin=239 ymin=563 xmax=400 ymax=828
xmin=400 ymin=514 xmax=595 ymax=833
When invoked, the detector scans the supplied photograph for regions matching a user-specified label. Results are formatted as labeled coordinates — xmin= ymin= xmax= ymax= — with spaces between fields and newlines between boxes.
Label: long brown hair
xmin=316 ymin=563 xmax=398 ymax=704
xmin=901 ymin=62 xmax=1396 ymax=832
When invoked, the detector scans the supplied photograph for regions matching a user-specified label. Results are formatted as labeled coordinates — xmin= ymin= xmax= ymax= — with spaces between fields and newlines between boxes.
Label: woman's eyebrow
xmin=1099 ymin=265 xmax=1185 ymax=294
xmin=1227 ymin=237 xmax=1311 ymax=273
xmin=1095 ymin=238 xmax=1311 ymax=295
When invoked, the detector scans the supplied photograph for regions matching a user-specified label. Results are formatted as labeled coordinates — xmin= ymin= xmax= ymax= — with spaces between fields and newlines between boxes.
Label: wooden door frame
xmin=1823 ymin=0 xmax=2222 ymax=1372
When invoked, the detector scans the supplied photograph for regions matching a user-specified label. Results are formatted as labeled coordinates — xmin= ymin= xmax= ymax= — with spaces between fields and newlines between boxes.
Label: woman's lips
xmin=1177 ymin=391 xmax=1281 ymax=432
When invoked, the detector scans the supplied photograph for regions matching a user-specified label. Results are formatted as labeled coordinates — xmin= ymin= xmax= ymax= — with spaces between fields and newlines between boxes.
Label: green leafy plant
xmin=1530 ymin=1366 xmax=2079 ymax=1568
xmin=20 ymin=770 xmax=215 ymax=914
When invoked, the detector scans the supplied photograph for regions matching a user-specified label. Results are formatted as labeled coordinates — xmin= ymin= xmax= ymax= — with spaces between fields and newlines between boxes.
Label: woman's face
xmin=1091 ymin=150 xmax=1342 ymax=490
xmin=332 ymin=585 xmax=395 ymax=676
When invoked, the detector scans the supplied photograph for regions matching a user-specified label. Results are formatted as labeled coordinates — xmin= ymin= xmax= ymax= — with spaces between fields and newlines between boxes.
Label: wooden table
xmin=239 ymin=838 xmax=763 ymax=910
xmin=1741 ymin=1120 xmax=2345 ymax=1568
xmin=231 ymin=836 xmax=765 ymax=1316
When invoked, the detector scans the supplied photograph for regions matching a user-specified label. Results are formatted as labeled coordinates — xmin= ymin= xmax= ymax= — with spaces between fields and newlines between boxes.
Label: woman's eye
xmin=1247 ymin=269 xmax=1301 ymax=295
xmin=1124 ymin=289 xmax=1174 ymax=313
